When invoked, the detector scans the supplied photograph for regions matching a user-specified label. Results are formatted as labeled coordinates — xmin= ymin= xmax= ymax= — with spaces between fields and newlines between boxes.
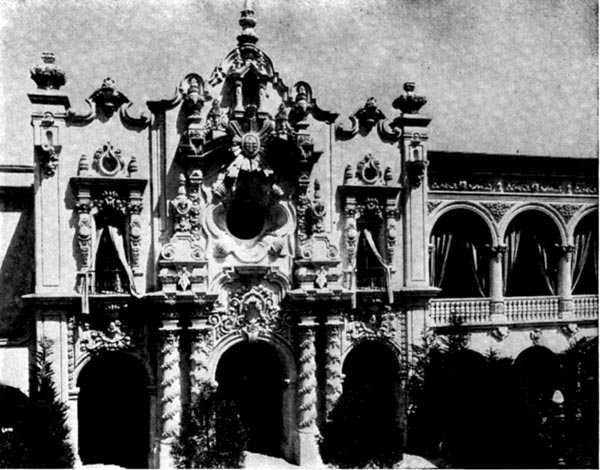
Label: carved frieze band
xmin=430 ymin=177 xmax=597 ymax=195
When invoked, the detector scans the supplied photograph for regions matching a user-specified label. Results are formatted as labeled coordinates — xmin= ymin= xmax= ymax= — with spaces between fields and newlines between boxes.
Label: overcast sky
xmin=0 ymin=0 xmax=597 ymax=162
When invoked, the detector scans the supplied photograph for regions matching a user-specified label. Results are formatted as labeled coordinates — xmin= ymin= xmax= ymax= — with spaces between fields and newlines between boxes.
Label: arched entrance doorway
xmin=321 ymin=341 xmax=402 ymax=467
xmin=77 ymin=352 xmax=149 ymax=468
xmin=215 ymin=340 xmax=285 ymax=458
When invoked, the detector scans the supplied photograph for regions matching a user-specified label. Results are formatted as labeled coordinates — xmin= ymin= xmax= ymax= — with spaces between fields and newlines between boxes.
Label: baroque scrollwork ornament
xmin=346 ymin=308 xmax=398 ymax=343
xmin=80 ymin=320 xmax=133 ymax=352
xmin=209 ymin=285 xmax=287 ymax=342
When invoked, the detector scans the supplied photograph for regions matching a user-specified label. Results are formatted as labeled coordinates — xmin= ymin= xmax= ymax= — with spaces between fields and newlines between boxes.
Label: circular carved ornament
xmin=240 ymin=132 xmax=261 ymax=158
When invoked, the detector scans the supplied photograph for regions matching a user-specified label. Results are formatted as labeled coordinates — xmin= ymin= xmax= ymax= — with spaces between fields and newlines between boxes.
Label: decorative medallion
xmin=93 ymin=142 xmax=125 ymax=176
xmin=240 ymin=132 xmax=261 ymax=158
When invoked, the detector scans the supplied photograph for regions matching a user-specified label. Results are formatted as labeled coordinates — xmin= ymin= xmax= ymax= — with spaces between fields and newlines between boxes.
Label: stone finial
xmin=30 ymin=52 xmax=66 ymax=90
xmin=237 ymin=0 xmax=258 ymax=45
xmin=78 ymin=154 xmax=90 ymax=176
xmin=393 ymin=82 xmax=427 ymax=114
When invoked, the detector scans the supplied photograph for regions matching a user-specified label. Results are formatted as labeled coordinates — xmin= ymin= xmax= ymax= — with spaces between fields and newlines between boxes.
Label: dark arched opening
xmin=509 ymin=346 xmax=561 ymax=467
xmin=77 ymin=352 xmax=149 ymax=468
xmin=430 ymin=209 xmax=491 ymax=297
xmin=320 ymin=341 xmax=402 ymax=467
xmin=572 ymin=212 xmax=598 ymax=295
xmin=504 ymin=211 xmax=560 ymax=296
xmin=215 ymin=341 xmax=285 ymax=458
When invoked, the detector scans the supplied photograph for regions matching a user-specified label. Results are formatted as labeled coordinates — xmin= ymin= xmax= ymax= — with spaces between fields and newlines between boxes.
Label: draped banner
xmin=363 ymin=229 xmax=393 ymax=304
xmin=81 ymin=225 xmax=140 ymax=314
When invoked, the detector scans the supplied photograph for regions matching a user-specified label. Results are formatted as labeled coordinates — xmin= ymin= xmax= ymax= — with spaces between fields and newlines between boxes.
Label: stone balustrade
xmin=504 ymin=296 xmax=559 ymax=322
xmin=573 ymin=295 xmax=598 ymax=320
xmin=429 ymin=295 xmax=598 ymax=327
xmin=429 ymin=298 xmax=490 ymax=326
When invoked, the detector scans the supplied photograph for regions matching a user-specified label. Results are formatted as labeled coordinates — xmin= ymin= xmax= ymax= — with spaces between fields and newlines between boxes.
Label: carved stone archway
xmin=76 ymin=351 xmax=151 ymax=468
xmin=208 ymin=332 xmax=298 ymax=464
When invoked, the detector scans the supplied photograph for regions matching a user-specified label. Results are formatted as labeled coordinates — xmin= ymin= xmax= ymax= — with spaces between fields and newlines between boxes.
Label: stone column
xmin=297 ymin=317 xmax=321 ymax=466
xmin=158 ymin=319 xmax=181 ymax=468
xmin=489 ymin=244 xmax=507 ymax=321
xmin=558 ymin=245 xmax=575 ymax=318
xmin=324 ymin=317 xmax=343 ymax=418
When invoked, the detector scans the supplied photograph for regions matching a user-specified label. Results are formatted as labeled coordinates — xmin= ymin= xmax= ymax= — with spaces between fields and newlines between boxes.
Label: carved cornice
xmin=67 ymin=78 xmax=151 ymax=128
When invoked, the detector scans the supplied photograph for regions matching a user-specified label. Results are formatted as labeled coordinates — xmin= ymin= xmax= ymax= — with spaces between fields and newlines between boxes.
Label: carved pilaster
xmin=386 ymin=208 xmax=399 ymax=263
xmin=159 ymin=327 xmax=181 ymax=440
xmin=75 ymin=200 xmax=93 ymax=270
xmin=129 ymin=202 xmax=143 ymax=270
xmin=297 ymin=319 xmax=318 ymax=431
xmin=325 ymin=319 xmax=343 ymax=418
xmin=344 ymin=207 xmax=358 ymax=290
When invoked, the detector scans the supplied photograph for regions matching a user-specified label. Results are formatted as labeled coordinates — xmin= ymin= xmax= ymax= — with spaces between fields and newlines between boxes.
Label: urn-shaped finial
xmin=30 ymin=52 xmax=67 ymax=90
xmin=237 ymin=0 xmax=258 ymax=45
xmin=393 ymin=81 xmax=427 ymax=114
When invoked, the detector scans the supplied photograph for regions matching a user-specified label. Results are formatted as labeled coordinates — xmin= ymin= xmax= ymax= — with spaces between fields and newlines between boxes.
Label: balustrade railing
xmin=504 ymin=296 xmax=560 ymax=322
xmin=356 ymin=267 xmax=386 ymax=290
xmin=428 ymin=298 xmax=490 ymax=326
xmin=573 ymin=295 xmax=598 ymax=320
xmin=429 ymin=295 xmax=598 ymax=327
xmin=90 ymin=269 xmax=128 ymax=294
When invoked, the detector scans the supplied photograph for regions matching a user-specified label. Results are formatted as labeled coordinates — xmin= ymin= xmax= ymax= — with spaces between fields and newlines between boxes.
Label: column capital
xmin=558 ymin=244 xmax=576 ymax=257
xmin=489 ymin=243 xmax=507 ymax=260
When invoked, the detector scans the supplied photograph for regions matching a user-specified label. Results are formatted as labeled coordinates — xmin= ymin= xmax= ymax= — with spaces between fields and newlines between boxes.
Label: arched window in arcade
xmin=572 ymin=212 xmax=598 ymax=295
xmin=429 ymin=209 xmax=490 ymax=298
xmin=92 ymin=210 xmax=134 ymax=295
xmin=503 ymin=211 xmax=560 ymax=296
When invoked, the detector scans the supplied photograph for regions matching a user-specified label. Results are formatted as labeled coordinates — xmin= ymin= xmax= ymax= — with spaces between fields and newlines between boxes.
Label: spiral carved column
xmin=190 ymin=328 xmax=211 ymax=396
xmin=297 ymin=316 xmax=321 ymax=466
xmin=159 ymin=321 xmax=181 ymax=468
xmin=325 ymin=319 xmax=343 ymax=418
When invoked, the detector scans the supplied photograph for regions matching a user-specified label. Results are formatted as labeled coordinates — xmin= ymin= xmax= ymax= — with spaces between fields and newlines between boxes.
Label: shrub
xmin=0 ymin=338 xmax=75 ymax=468
xmin=171 ymin=382 xmax=247 ymax=468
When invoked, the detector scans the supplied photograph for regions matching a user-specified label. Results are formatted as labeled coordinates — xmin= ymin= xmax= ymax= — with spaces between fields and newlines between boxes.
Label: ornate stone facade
xmin=0 ymin=2 xmax=594 ymax=469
